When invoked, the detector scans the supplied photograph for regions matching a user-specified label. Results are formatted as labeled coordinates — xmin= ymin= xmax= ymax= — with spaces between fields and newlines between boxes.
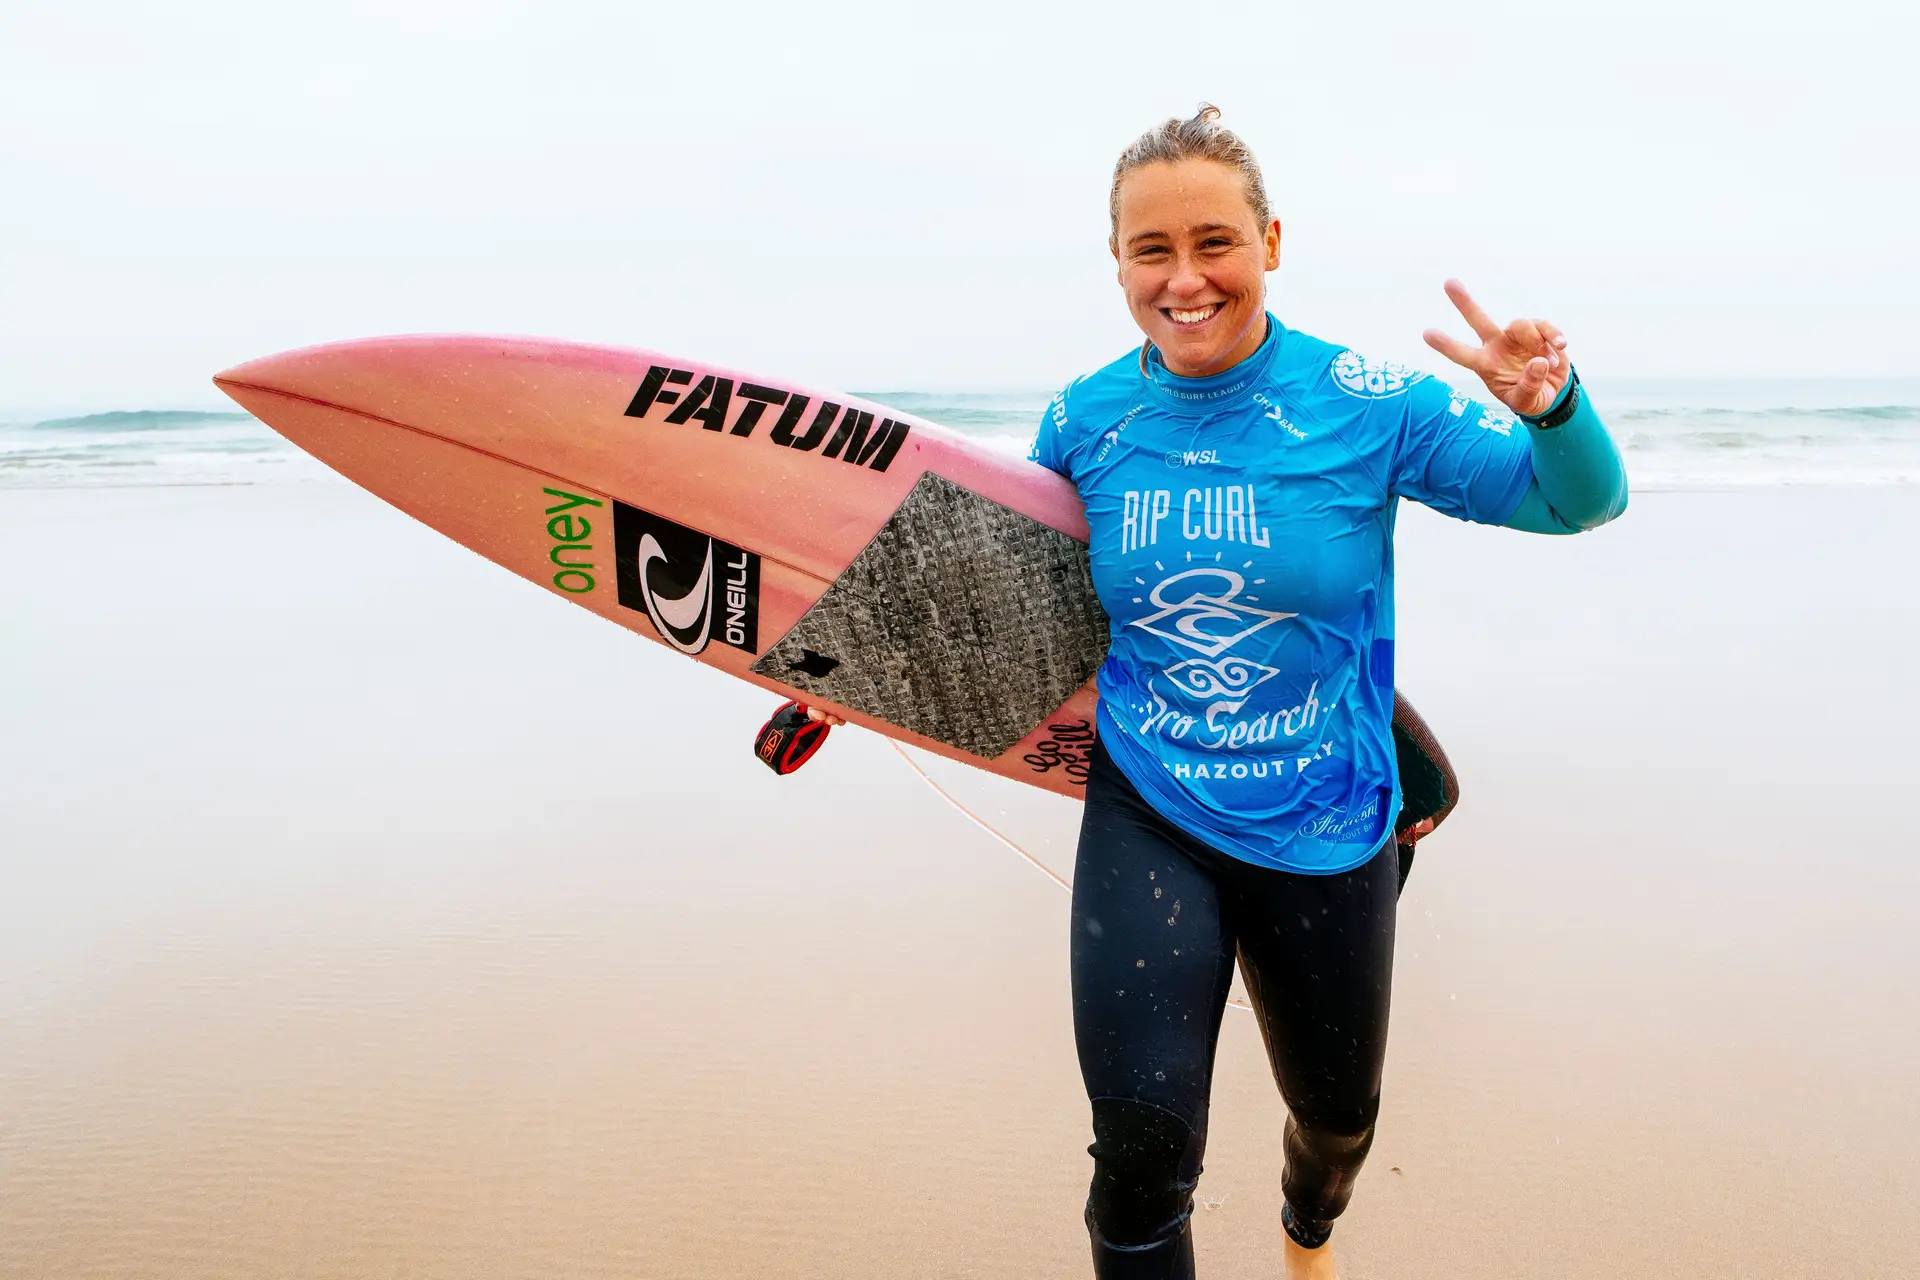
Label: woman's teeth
xmin=1168 ymin=304 xmax=1220 ymax=324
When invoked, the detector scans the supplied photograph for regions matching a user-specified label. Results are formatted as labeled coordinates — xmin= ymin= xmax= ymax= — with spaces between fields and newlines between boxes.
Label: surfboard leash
xmin=883 ymin=739 xmax=1257 ymax=1016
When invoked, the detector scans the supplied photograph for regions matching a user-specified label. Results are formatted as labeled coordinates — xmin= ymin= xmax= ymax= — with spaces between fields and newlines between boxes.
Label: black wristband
xmin=1522 ymin=368 xmax=1581 ymax=430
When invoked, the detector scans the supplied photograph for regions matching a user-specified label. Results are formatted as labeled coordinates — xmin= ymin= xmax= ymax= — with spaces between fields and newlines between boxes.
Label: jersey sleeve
xmin=1027 ymin=384 xmax=1076 ymax=479
xmin=1387 ymin=375 xmax=1535 ymax=524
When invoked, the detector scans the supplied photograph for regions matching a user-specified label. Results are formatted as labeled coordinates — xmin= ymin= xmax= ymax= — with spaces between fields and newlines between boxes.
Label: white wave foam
xmin=6 ymin=388 xmax=1917 ymax=490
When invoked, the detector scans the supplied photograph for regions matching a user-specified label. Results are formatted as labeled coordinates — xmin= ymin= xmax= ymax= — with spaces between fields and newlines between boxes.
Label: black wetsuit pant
xmin=1072 ymin=740 xmax=1397 ymax=1278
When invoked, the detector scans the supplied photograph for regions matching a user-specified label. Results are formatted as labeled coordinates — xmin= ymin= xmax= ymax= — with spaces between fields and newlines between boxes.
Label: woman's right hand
xmin=805 ymin=706 xmax=846 ymax=727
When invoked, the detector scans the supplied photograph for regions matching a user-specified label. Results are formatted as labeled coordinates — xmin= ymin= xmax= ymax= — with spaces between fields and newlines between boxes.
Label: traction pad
xmin=752 ymin=473 xmax=1109 ymax=759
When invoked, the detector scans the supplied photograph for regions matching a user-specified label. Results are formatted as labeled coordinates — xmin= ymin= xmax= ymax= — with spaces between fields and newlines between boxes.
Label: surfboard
xmin=214 ymin=336 xmax=1108 ymax=797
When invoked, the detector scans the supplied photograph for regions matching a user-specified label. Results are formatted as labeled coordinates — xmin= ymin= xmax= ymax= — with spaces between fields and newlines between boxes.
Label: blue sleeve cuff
xmin=1514 ymin=382 xmax=1628 ymax=531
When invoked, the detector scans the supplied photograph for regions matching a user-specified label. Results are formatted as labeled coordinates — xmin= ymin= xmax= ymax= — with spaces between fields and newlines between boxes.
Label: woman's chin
xmin=1156 ymin=333 xmax=1233 ymax=377
xmin=1149 ymin=306 xmax=1261 ymax=377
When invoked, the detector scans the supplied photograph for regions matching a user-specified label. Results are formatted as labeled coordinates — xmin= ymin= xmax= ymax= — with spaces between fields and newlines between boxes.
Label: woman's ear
xmin=1265 ymin=218 xmax=1282 ymax=271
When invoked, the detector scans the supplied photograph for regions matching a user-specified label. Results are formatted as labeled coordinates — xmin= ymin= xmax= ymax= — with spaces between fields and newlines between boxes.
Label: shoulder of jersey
xmin=1282 ymin=326 xmax=1523 ymax=438
xmin=1281 ymin=327 xmax=1431 ymax=405
xmin=1045 ymin=347 xmax=1149 ymax=445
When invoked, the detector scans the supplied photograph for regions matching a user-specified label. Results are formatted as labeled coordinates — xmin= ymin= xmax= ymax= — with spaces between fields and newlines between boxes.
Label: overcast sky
xmin=2 ymin=0 xmax=1913 ymax=411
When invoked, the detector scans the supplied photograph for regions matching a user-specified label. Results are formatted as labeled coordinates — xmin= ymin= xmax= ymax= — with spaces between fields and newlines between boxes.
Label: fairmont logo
xmin=612 ymin=501 xmax=759 ymax=655
xmin=625 ymin=365 xmax=910 ymax=473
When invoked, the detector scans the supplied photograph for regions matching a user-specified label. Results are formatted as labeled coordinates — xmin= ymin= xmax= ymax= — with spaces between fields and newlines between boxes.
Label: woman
xmin=1026 ymin=107 xmax=1626 ymax=1279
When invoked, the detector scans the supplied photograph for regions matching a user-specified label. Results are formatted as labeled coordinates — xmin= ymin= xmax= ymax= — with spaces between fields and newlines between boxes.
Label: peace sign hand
xmin=1422 ymin=279 xmax=1570 ymax=419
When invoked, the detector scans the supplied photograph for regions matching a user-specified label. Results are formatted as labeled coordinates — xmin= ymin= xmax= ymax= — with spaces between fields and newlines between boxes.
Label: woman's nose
xmin=1167 ymin=253 xmax=1206 ymax=297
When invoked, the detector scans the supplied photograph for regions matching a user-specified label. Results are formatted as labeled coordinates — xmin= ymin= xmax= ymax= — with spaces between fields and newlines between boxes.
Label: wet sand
xmin=2 ymin=481 xmax=1917 ymax=1277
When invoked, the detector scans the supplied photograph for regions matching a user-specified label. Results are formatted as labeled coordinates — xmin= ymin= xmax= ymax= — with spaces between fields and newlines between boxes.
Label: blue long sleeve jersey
xmin=1029 ymin=316 xmax=1627 ymax=873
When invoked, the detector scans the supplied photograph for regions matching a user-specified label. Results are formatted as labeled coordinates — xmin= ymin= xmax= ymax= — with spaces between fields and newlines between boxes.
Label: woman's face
xmin=1112 ymin=159 xmax=1280 ymax=379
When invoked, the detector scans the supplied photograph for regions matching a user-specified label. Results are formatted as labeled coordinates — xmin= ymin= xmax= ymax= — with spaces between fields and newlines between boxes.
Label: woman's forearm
xmin=1502 ymin=374 xmax=1629 ymax=535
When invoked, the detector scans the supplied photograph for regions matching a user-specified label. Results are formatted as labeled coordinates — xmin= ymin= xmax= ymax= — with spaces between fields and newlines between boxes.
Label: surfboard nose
xmin=213 ymin=333 xmax=657 ymax=433
xmin=215 ymin=333 xmax=764 ymax=523
xmin=212 ymin=350 xmax=302 ymax=397
xmin=213 ymin=336 xmax=442 ymax=422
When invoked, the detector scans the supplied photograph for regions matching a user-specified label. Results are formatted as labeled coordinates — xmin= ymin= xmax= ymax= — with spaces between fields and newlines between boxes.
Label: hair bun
xmin=1107 ymin=104 xmax=1272 ymax=245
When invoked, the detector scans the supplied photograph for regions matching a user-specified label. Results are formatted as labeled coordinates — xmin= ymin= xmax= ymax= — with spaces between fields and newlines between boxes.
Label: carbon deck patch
xmin=751 ymin=473 xmax=1109 ymax=759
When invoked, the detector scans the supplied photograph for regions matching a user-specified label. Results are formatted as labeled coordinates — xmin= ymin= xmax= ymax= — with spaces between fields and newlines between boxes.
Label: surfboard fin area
xmin=753 ymin=473 xmax=1110 ymax=758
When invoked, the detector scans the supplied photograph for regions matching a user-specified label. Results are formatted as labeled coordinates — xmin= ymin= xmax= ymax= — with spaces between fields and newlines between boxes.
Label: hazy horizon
xmin=4 ymin=0 xmax=1913 ymax=407
xmin=9 ymin=376 xmax=1920 ymax=425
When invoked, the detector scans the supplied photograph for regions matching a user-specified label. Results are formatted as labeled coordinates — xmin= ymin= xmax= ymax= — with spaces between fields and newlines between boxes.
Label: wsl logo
xmin=613 ymin=501 xmax=759 ymax=655
xmin=1164 ymin=448 xmax=1222 ymax=468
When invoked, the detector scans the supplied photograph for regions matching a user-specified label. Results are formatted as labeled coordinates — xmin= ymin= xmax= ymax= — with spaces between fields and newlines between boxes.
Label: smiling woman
xmin=1032 ymin=106 xmax=1630 ymax=1280
xmin=1108 ymin=105 xmax=1278 ymax=379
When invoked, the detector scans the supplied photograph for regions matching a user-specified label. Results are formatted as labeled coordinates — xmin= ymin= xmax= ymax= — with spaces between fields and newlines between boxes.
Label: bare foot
xmin=1284 ymin=1233 xmax=1338 ymax=1280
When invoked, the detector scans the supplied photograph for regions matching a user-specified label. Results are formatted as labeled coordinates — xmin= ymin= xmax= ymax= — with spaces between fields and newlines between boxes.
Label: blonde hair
xmin=1108 ymin=104 xmax=1273 ymax=247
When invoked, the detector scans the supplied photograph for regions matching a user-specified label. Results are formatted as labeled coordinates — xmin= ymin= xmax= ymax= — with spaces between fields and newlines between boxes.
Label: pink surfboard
xmin=214 ymin=336 xmax=1106 ymax=796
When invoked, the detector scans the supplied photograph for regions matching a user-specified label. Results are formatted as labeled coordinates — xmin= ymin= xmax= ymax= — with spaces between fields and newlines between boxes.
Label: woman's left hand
xmin=1421 ymin=278 xmax=1570 ymax=418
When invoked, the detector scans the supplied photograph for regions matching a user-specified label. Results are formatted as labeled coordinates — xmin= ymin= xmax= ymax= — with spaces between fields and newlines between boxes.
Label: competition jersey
xmin=1029 ymin=316 xmax=1534 ymax=873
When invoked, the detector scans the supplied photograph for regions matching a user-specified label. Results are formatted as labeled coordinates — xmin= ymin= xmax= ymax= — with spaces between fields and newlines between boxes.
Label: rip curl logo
xmin=1127 ymin=562 xmax=1329 ymax=755
xmin=1331 ymin=351 xmax=1426 ymax=400
xmin=612 ymin=502 xmax=759 ymax=655
xmin=1129 ymin=566 xmax=1296 ymax=658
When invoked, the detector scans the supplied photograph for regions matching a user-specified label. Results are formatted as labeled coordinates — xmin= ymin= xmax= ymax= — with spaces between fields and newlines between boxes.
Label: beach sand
xmin=2 ymin=480 xmax=1916 ymax=1278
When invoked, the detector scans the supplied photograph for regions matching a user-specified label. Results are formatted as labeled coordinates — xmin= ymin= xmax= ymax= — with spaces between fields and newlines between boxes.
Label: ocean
xmin=3 ymin=378 xmax=1917 ymax=490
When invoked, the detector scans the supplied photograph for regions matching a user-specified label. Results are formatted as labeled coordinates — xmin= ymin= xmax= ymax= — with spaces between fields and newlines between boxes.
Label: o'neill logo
xmin=625 ymin=365 xmax=910 ymax=473
xmin=612 ymin=501 xmax=759 ymax=655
